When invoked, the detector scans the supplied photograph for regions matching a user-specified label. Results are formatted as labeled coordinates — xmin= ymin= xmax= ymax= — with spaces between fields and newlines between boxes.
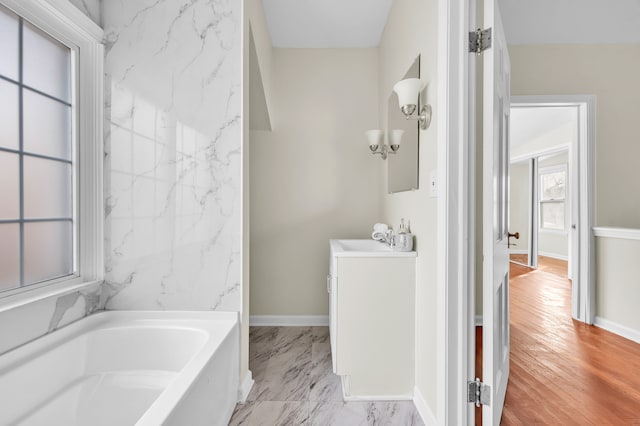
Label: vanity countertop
xmin=329 ymin=239 xmax=417 ymax=258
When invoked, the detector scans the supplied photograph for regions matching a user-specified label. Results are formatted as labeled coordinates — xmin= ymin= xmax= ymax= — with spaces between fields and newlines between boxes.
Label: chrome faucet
xmin=384 ymin=229 xmax=395 ymax=247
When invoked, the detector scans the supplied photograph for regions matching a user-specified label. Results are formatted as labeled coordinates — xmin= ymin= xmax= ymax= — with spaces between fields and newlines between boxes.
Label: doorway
xmin=508 ymin=105 xmax=575 ymax=281
xmin=509 ymin=96 xmax=595 ymax=324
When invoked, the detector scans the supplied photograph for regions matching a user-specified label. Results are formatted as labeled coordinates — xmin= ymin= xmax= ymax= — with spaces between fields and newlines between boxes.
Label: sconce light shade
xmin=393 ymin=78 xmax=424 ymax=115
xmin=393 ymin=78 xmax=432 ymax=130
xmin=365 ymin=129 xmax=384 ymax=150
xmin=388 ymin=129 xmax=404 ymax=151
xmin=366 ymin=129 xmax=397 ymax=160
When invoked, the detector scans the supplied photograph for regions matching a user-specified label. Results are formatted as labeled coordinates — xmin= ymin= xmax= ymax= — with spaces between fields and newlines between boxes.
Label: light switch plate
xmin=429 ymin=170 xmax=438 ymax=197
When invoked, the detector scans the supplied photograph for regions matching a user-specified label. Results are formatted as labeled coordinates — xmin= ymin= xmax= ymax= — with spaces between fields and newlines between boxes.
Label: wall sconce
xmin=366 ymin=129 xmax=404 ymax=160
xmin=393 ymin=78 xmax=432 ymax=130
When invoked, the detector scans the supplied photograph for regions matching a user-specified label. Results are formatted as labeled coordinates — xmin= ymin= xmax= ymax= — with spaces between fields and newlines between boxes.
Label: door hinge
xmin=469 ymin=28 xmax=492 ymax=55
xmin=467 ymin=378 xmax=491 ymax=407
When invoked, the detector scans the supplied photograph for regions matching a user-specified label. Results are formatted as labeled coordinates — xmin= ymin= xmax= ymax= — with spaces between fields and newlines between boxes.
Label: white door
xmin=482 ymin=0 xmax=511 ymax=423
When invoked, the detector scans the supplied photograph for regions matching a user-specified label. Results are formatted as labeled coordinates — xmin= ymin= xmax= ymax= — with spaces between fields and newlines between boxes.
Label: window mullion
xmin=18 ymin=16 xmax=24 ymax=288
xmin=0 ymin=0 xmax=103 ymax=302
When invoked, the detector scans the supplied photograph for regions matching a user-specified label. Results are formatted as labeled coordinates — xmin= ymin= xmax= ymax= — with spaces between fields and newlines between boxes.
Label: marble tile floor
xmin=229 ymin=326 xmax=424 ymax=426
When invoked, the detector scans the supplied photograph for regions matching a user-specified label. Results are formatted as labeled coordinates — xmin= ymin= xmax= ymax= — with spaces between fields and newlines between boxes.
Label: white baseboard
xmin=338 ymin=376 xmax=412 ymax=401
xmin=509 ymin=249 xmax=528 ymax=255
xmin=474 ymin=315 xmax=483 ymax=326
xmin=538 ymin=251 xmax=568 ymax=261
xmin=237 ymin=370 xmax=254 ymax=403
xmin=594 ymin=316 xmax=640 ymax=344
xmin=413 ymin=386 xmax=437 ymax=426
xmin=249 ymin=315 xmax=329 ymax=326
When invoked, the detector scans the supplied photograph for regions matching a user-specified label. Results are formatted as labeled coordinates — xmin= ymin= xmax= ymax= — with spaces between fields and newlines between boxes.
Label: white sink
xmin=329 ymin=239 xmax=416 ymax=257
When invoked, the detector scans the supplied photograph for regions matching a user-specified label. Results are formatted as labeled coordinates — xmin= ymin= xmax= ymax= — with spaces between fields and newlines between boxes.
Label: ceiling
xmin=261 ymin=0 xmax=640 ymax=48
xmin=262 ymin=0 xmax=393 ymax=48
xmin=510 ymin=107 xmax=577 ymax=148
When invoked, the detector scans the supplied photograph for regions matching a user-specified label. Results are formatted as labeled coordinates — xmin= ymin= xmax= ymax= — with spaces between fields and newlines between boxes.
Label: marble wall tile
xmin=0 ymin=282 xmax=104 ymax=355
xmin=102 ymin=0 xmax=241 ymax=312
xmin=68 ymin=0 xmax=102 ymax=27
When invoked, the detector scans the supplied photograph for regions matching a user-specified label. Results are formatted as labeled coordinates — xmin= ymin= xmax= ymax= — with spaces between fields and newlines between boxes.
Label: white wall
xmin=510 ymin=44 xmax=640 ymax=228
xmin=509 ymin=161 xmax=530 ymax=255
xmin=378 ymin=0 xmax=439 ymax=415
xmin=596 ymin=231 xmax=640 ymax=340
xmin=102 ymin=1 xmax=242 ymax=313
xmin=250 ymin=48 xmax=382 ymax=316
xmin=68 ymin=0 xmax=101 ymax=26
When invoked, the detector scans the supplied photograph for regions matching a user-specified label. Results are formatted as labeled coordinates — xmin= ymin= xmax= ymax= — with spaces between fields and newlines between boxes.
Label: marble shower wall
xmin=102 ymin=0 xmax=242 ymax=311
xmin=68 ymin=0 xmax=101 ymax=26
xmin=0 ymin=282 xmax=103 ymax=355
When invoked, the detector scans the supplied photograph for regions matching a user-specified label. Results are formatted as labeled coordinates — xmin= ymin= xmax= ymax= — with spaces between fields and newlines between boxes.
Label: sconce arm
xmin=403 ymin=104 xmax=432 ymax=130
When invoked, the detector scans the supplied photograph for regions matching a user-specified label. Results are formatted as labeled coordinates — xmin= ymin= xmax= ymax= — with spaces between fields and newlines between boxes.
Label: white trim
xmin=437 ymin=0 xmax=472 ymax=423
xmin=237 ymin=370 xmax=254 ymax=403
xmin=594 ymin=316 xmax=640 ymax=345
xmin=249 ymin=315 xmax=329 ymax=326
xmin=2 ymin=0 xmax=103 ymax=42
xmin=538 ymin=251 xmax=568 ymax=261
xmin=413 ymin=386 xmax=438 ymax=426
xmin=339 ymin=376 xmax=412 ymax=402
xmin=593 ymin=227 xmax=640 ymax=241
xmin=531 ymin=158 xmax=539 ymax=268
xmin=538 ymin=163 xmax=569 ymax=234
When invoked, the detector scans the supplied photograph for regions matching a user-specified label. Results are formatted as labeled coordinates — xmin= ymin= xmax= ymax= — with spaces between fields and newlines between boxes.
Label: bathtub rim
xmin=0 ymin=310 xmax=240 ymax=426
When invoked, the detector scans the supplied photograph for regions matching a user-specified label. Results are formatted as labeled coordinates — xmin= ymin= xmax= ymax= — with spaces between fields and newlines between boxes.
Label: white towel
xmin=373 ymin=223 xmax=388 ymax=233
xmin=372 ymin=231 xmax=386 ymax=241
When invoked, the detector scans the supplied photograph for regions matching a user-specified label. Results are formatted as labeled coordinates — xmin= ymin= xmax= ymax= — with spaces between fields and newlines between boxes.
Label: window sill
xmin=0 ymin=279 xmax=103 ymax=314
xmin=539 ymin=228 xmax=569 ymax=235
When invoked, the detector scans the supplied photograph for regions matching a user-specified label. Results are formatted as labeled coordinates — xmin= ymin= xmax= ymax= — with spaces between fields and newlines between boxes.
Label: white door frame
xmin=436 ymin=0 xmax=597 ymax=422
xmin=435 ymin=0 xmax=475 ymax=423
xmin=510 ymin=96 xmax=596 ymax=324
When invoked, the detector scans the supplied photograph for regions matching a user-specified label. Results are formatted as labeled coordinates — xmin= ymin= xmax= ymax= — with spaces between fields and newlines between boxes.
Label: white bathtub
xmin=0 ymin=311 xmax=239 ymax=426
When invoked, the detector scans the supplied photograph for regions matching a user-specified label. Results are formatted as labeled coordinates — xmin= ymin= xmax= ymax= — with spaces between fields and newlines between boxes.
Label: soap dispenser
xmin=395 ymin=218 xmax=414 ymax=251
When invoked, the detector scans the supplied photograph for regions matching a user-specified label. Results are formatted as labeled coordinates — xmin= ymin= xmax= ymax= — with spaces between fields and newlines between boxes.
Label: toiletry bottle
xmin=396 ymin=218 xmax=413 ymax=251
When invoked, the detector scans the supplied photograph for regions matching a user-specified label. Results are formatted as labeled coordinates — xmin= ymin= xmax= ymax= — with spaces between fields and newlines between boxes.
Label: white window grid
xmin=538 ymin=164 xmax=568 ymax=232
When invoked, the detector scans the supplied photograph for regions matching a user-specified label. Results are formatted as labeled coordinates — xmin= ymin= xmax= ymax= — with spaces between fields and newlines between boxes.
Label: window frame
xmin=0 ymin=0 xmax=103 ymax=308
xmin=538 ymin=163 xmax=568 ymax=234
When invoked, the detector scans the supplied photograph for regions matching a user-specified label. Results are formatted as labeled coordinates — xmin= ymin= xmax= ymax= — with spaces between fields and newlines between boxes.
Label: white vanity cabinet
xmin=328 ymin=240 xmax=416 ymax=399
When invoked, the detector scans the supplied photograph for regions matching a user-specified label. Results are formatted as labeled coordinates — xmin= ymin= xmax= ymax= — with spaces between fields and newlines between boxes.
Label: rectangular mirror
xmin=388 ymin=56 xmax=420 ymax=193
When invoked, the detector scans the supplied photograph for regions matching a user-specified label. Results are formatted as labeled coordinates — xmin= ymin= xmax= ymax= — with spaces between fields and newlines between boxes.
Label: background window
xmin=0 ymin=5 xmax=75 ymax=292
xmin=539 ymin=166 xmax=566 ymax=231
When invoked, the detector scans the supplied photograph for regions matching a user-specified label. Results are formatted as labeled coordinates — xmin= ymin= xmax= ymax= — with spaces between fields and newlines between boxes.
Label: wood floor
xmin=477 ymin=257 xmax=640 ymax=425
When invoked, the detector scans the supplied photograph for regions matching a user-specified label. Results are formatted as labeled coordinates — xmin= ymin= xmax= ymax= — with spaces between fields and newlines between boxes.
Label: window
xmin=539 ymin=165 xmax=567 ymax=231
xmin=0 ymin=1 xmax=103 ymax=301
